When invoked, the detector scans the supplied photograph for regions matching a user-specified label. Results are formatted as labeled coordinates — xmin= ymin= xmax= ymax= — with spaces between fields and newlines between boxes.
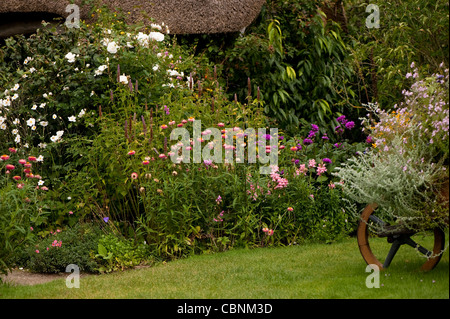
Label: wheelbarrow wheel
xmin=357 ymin=203 xmax=446 ymax=271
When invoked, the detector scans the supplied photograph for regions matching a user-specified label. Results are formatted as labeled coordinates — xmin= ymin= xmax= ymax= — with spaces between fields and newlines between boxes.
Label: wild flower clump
xmin=335 ymin=64 xmax=449 ymax=232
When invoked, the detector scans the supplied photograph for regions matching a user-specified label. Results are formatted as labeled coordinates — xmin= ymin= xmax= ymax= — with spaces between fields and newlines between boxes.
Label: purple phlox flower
xmin=322 ymin=134 xmax=329 ymax=140
xmin=336 ymin=115 xmax=347 ymax=124
xmin=303 ymin=138 xmax=313 ymax=145
xmin=103 ymin=217 xmax=109 ymax=223
xmin=345 ymin=121 xmax=355 ymax=130
xmin=322 ymin=158 xmax=332 ymax=164
xmin=366 ymin=136 xmax=374 ymax=144
xmin=311 ymin=124 xmax=319 ymax=132
xmin=278 ymin=135 xmax=284 ymax=140
xmin=264 ymin=134 xmax=271 ymax=140
xmin=334 ymin=142 xmax=342 ymax=148
xmin=308 ymin=131 xmax=316 ymax=138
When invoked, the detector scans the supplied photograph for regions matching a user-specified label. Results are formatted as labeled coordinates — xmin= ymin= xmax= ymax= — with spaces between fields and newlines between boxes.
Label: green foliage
xmin=0 ymin=151 xmax=49 ymax=277
xmin=94 ymin=234 xmax=149 ymax=273
xmin=22 ymin=223 xmax=102 ymax=273
xmin=185 ymin=0 xmax=358 ymax=135
xmin=346 ymin=0 xmax=449 ymax=108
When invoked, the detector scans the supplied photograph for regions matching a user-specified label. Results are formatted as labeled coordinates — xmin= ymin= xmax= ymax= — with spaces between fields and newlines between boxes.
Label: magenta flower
xmin=345 ymin=121 xmax=355 ymax=130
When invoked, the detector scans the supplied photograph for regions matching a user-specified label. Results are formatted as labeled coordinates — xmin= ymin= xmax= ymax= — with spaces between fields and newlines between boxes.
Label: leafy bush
xmin=184 ymin=0 xmax=359 ymax=135
xmin=23 ymin=223 xmax=103 ymax=273
xmin=94 ymin=234 xmax=150 ymax=273
xmin=346 ymin=0 xmax=449 ymax=108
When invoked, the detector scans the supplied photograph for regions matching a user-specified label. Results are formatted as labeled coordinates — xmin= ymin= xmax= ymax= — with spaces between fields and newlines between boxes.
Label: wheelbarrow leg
xmin=383 ymin=239 xmax=402 ymax=268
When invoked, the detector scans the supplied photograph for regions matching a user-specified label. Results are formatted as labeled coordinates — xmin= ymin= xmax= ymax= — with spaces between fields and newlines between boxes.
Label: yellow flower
xmin=372 ymin=143 xmax=377 ymax=148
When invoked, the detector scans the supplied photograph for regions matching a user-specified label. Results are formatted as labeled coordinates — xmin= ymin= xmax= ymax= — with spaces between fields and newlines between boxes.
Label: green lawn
xmin=0 ymin=235 xmax=448 ymax=299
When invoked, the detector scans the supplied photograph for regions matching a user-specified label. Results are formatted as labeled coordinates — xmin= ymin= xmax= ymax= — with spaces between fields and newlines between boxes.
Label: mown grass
xmin=0 ymin=235 xmax=448 ymax=299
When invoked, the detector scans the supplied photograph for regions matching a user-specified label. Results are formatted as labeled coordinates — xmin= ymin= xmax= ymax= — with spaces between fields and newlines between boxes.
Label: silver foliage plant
xmin=334 ymin=65 xmax=450 ymax=232
xmin=334 ymin=125 xmax=447 ymax=231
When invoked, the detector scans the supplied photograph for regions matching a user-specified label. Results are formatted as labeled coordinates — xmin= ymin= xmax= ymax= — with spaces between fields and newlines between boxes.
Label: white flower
xmin=150 ymin=23 xmax=162 ymax=30
xmin=38 ymin=180 xmax=45 ymax=186
xmin=40 ymin=121 xmax=48 ymax=127
xmin=65 ymin=52 xmax=76 ymax=63
xmin=136 ymin=32 xmax=149 ymax=46
xmin=29 ymin=67 xmax=36 ymax=73
xmin=14 ymin=135 xmax=21 ymax=143
xmin=37 ymin=155 xmax=44 ymax=162
xmin=12 ymin=83 xmax=20 ymax=91
xmin=12 ymin=129 xmax=18 ymax=135
xmin=23 ymin=57 xmax=33 ymax=65
xmin=38 ymin=143 xmax=47 ymax=149
xmin=26 ymin=118 xmax=35 ymax=127
xmin=119 ymin=74 xmax=129 ymax=85
xmin=153 ymin=64 xmax=159 ymax=71
xmin=106 ymin=41 xmax=119 ymax=54
xmin=68 ymin=116 xmax=76 ymax=122
xmin=0 ymin=123 xmax=6 ymax=130
xmin=50 ymin=135 xmax=59 ymax=142
xmin=11 ymin=94 xmax=19 ymax=100
xmin=56 ymin=130 xmax=64 ymax=137
xmin=78 ymin=109 xmax=86 ymax=118
xmin=13 ymin=118 xmax=20 ymax=125
xmin=149 ymin=31 xmax=164 ymax=42
xmin=39 ymin=103 xmax=46 ymax=108
xmin=31 ymin=125 xmax=36 ymax=131
xmin=52 ymin=114 xmax=57 ymax=119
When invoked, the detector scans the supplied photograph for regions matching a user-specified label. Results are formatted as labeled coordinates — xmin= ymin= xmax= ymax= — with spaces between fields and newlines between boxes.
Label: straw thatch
xmin=0 ymin=0 xmax=266 ymax=38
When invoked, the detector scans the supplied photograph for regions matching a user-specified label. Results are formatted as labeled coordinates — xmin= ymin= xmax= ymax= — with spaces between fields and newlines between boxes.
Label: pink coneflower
xmin=9 ymin=148 xmax=17 ymax=153
xmin=69 ymin=211 xmax=73 ymax=215
xmin=177 ymin=123 xmax=184 ymax=127
xmin=217 ymin=123 xmax=225 ymax=127
xmin=287 ymin=207 xmax=294 ymax=212
xmin=5 ymin=164 xmax=15 ymax=170
xmin=188 ymin=117 xmax=195 ymax=122
xmin=28 ymin=156 xmax=37 ymax=162
xmin=128 ymin=150 xmax=136 ymax=155
xmin=159 ymin=154 xmax=167 ymax=159
xmin=35 ymin=250 xmax=39 ymax=254
xmin=142 ymin=160 xmax=150 ymax=165
xmin=17 ymin=183 xmax=24 ymax=189
xmin=24 ymin=162 xmax=32 ymax=168
xmin=267 ymin=229 xmax=274 ymax=236
xmin=13 ymin=175 xmax=21 ymax=181
xmin=290 ymin=146 xmax=298 ymax=151
xmin=18 ymin=159 xmax=26 ymax=165
xmin=160 ymin=124 xmax=168 ymax=129
xmin=0 ymin=155 xmax=10 ymax=161
xmin=131 ymin=172 xmax=138 ymax=179
xmin=262 ymin=227 xmax=269 ymax=233
xmin=181 ymin=119 xmax=188 ymax=124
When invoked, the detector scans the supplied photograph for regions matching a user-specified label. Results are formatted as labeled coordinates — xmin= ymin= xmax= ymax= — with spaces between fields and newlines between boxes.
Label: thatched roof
xmin=0 ymin=0 xmax=266 ymax=38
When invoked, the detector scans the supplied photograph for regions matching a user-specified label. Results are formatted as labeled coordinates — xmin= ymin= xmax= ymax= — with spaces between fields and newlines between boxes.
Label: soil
xmin=0 ymin=268 xmax=85 ymax=286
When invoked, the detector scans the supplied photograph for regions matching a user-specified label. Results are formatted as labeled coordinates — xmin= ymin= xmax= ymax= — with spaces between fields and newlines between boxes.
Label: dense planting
xmin=0 ymin=1 xmax=448 ymax=277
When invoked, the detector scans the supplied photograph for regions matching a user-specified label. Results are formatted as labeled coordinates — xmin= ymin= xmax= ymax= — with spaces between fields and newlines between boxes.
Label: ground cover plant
xmin=0 ymin=0 xmax=448 ymax=298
